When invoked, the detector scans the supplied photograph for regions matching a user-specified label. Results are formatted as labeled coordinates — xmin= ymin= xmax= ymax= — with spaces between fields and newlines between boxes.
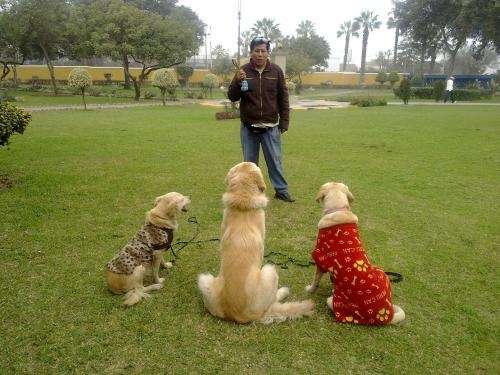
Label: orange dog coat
xmin=311 ymin=223 xmax=394 ymax=325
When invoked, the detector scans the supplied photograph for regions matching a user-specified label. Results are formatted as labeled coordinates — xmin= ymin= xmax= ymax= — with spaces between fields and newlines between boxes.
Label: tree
xmin=175 ymin=64 xmax=194 ymax=88
xmin=0 ymin=4 xmax=28 ymax=82
xmin=453 ymin=44 xmax=498 ymax=74
xmin=240 ymin=30 xmax=253 ymax=57
xmin=387 ymin=7 xmax=401 ymax=69
xmin=202 ymin=73 xmax=218 ymax=98
xmin=127 ymin=9 xmax=203 ymax=100
xmin=337 ymin=20 xmax=360 ymax=72
xmin=395 ymin=77 xmax=411 ymax=104
xmin=251 ymin=18 xmax=282 ymax=43
xmin=296 ymin=20 xmax=315 ymax=38
xmin=463 ymin=0 xmax=499 ymax=58
xmin=355 ymin=11 xmax=381 ymax=85
xmin=210 ymin=45 xmax=232 ymax=84
xmin=388 ymin=72 xmax=400 ymax=87
xmin=9 ymin=0 xmax=70 ymax=94
xmin=68 ymin=68 xmax=92 ymax=110
xmin=0 ymin=102 xmax=31 ymax=147
xmin=152 ymin=68 xmax=179 ymax=105
xmin=285 ymin=52 xmax=313 ymax=86
xmin=375 ymin=72 xmax=388 ymax=86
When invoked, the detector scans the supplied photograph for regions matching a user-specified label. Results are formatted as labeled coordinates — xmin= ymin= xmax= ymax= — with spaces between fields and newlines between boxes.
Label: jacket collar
xmin=250 ymin=58 xmax=271 ymax=72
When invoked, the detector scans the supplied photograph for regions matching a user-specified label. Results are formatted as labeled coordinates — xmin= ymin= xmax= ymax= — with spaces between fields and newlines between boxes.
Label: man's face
xmin=251 ymin=43 xmax=269 ymax=68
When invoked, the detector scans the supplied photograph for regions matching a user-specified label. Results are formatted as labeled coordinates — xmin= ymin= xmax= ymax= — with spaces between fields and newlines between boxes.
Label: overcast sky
xmin=178 ymin=0 xmax=396 ymax=71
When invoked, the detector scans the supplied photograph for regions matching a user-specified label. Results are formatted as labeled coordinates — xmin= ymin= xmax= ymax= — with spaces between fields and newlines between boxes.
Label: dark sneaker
xmin=274 ymin=191 xmax=295 ymax=203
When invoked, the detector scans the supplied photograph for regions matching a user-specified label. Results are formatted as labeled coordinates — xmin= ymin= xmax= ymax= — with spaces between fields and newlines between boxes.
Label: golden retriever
xmin=198 ymin=162 xmax=314 ymax=323
xmin=106 ymin=192 xmax=190 ymax=306
xmin=306 ymin=182 xmax=405 ymax=325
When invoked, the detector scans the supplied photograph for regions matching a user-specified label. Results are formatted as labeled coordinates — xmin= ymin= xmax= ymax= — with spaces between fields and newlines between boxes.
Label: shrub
xmin=68 ymin=68 xmax=92 ymax=110
xmin=152 ymin=69 xmax=179 ymax=105
xmin=0 ymin=102 xmax=31 ymax=147
xmin=375 ymin=72 xmax=388 ymax=86
xmin=87 ymin=86 xmax=103 ymax=97
xmin=388 ymin=72 xmax=400 ymax=87
xmin=433 ymin=80 xmax=446 ymax=102
xmin=320 ymin=80 xmax=333 ymax=88
xmin=452 ymin=89 xmax=492 ymax=101
xmin=286 ymin=81 xmax=296 ymax=93
xmin=202 ymin=73 xmax=219 ymax=98
xmin=143 ymin=90 xmax=156 ymax=99
xmin=184 ymin=89 xmax=195 ymax=99
xmin=410 ymin=75 xmax=424 ymax=87
xmin=412 ymin=87 xmax=433 ymax=99
xmin=394 ymin=78 xmax=411 ymax=104
xmin=349 ymin=96 xmax=387 ymax=107
xmin=175 ymin=64 xmax=194 ymax=88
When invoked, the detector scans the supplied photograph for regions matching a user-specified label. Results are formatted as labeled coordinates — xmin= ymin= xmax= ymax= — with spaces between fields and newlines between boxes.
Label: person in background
xmin=444 ymin=76 xmax=455 ymax=103
xmin=228 ymin=36 xmax=294 ymax=202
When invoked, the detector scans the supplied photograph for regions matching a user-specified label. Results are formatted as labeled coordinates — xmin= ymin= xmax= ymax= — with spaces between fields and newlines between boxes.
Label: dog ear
xmin=315 ymin=186 xmax=328 ymax=203
xmin=252 ymin=170 xmax=266 ymax=192
xmin=153 ymin=196 xmax=162 ymax=206
xmin=342 ymin=185 xmax=354 ymax=203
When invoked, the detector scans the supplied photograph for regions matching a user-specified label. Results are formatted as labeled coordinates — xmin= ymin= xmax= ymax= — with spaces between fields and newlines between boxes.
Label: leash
xmin=168 ymin=216 xmax=219 ymax=263
xmin=169 ymin=217 xmax=403 ymax=283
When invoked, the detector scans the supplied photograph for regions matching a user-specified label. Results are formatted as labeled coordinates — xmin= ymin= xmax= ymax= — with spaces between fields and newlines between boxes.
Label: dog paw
xmin=305 ymin=284 xmax=317 ymax=293
xmin=326 ymin=296 xmax=333 ymax=311
xmin=276 ymin=287 xmax=290 ymax=301
xmin=164 ymin=262 xmax=173 ymax=269
xmin=156 ymin=278 xmax=165 ymax=284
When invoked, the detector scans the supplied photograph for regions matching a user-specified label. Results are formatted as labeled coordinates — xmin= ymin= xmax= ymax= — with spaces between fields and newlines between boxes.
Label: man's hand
xmin=235 ymin=69 xmax=246 ymax=83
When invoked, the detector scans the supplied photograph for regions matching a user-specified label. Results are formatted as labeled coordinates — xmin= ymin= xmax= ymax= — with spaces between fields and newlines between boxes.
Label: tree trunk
xmin=131 ymin=76 xmax=141 ymax=100
xmin=392 ymin=27 xmax=399 ymax=70
xmin=1 ymin=63 xmax=10 ymax=81
xmin=12 ymin=65 xmax=18 ymax=86
xmin=122 ymin=54 xmax=131 ymax=89
xmin=40 ymin=44 xmax=58 ymax=95
xmin=82 ymin=88 xmax=87 ymax=110
xmin=342 ymin=33 xmax=350 ymax=72
xmin=447 ymin=50 xmax=458 ymax=75
xmin=419 ymin=45 xmax=426 ymax=77
xmin=359 ymin=28 xmax=369 ymax=86
xmin=428 ymin=46 xmax=437 ymax=74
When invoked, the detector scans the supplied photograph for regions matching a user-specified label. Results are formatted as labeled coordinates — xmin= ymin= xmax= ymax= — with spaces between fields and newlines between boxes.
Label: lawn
xmin=1 ymin=104 xmax=499 ymax=373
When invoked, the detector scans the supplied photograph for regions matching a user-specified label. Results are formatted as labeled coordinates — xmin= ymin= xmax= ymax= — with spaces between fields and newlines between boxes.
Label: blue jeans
xmin=240 ymin=124 xmax=288 ymax=194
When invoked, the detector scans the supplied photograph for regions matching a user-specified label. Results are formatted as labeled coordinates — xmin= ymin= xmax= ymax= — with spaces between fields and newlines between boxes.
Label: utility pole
xmin=204 ymin=30 xmax=209 ymax=69
xmin=237 ymin=0 xmax=242 ymax=65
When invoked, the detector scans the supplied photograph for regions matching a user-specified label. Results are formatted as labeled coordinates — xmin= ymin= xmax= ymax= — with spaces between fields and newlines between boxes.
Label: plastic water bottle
xmin=241 ymin=80 xmax=248 ymax=92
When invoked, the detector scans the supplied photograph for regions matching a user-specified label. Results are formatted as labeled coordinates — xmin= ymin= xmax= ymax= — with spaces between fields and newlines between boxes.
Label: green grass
xmin=1 ymin=104 xmax=499 ymax=373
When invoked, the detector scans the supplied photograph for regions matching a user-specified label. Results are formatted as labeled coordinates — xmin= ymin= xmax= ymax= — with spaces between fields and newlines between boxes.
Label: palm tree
xmin=337 ymin=20 xmax=360 ymax=72
xmin=296 ymin=20 xmax=315 ymax=38
xmin=240 ymin=30 xmax=253 ymax=57
xmin=387 ymin=15 xmax=399 ymax=69
xmin=355 ymin=11 xmax=381 ymax=85
xmin=251 ymin=18 xmax=282 ymax=43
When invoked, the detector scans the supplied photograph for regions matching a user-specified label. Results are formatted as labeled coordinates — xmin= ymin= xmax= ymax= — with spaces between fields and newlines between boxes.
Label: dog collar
xmin=323 ymin=207 xmax=350 ymax=215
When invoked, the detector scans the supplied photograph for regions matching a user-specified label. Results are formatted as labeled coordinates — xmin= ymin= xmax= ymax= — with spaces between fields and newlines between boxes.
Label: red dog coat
xmin=311 ymin=222 xmax=394 ymax=325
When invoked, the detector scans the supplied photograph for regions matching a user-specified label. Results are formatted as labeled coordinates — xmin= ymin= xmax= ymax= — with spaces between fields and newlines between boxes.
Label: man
xmin=228 ymin=36 xmax=294 ymax=203
xmin=444 ymin=76 xmax=455 ymax=103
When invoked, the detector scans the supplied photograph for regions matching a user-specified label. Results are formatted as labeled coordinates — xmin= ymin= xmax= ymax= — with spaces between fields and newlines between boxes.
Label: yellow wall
xmin=5 ymin=65 xmax=401 ymax=86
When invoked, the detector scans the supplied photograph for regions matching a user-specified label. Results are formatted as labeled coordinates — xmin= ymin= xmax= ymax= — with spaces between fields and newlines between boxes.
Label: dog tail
xmin=123 ymin=287 xmax=150 ymax=306
xmin=261 ymin=299 xmax=315 ymax=324
xmin=390 ymin=304 xmax=406 ymax=324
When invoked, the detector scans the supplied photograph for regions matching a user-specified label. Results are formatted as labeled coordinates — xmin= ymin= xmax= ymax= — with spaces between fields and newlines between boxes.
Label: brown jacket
xmin=228 ymin=60 xmax=290 ymax=130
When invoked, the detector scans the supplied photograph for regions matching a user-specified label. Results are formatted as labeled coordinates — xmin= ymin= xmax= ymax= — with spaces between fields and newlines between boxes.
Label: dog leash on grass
xmin=169 ymin=217 xmax=404 ymax=283
xmin=168 ymin=216 xmax=219 ymax=263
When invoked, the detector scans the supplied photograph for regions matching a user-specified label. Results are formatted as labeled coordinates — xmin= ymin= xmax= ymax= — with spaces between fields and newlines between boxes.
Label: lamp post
xmin=237 ymin=0 xmax=242 ymax=66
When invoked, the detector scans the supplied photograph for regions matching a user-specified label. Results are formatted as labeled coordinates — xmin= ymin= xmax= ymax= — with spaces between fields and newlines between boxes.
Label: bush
xmin=375 ymin=72 xmax=388 ymax=86
xmin=286 ymin=81 xmax=296 ymax=93
xmin=68 ymin=68 xmax=92 ymax=110
xmin=349 ymin=96 xmax=387 ymax=107
xmin=320 ymin=80 xmax=333 ymax=88
xmin=410 ymin=75 xmax=424 ymax=87
xmin=184 ymin=90 xmax=195 ymax=99
xmin=143 ymin=90 xmax=156 ymax=99
xmin=452 ymin=89 xmax=492 ymax=101
xmin=152 ymin=69 xmax=179 ymax=105
xmin=202 ymin=73 xmax=219 ymax=98
xmin=412 ymin=87 xmax=434 ymax=99
xmin=175 ymin=64 xmax=194 ymax=88
xmin=394 ymin=78 xmax=411 ymax=104
xmin=0 ymin=102 xmax=31 ymax=147
xmin=433 ymin=80 xmax=446 ymax=102
xmin=388 ymin=72 xmax=400 ymax=87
